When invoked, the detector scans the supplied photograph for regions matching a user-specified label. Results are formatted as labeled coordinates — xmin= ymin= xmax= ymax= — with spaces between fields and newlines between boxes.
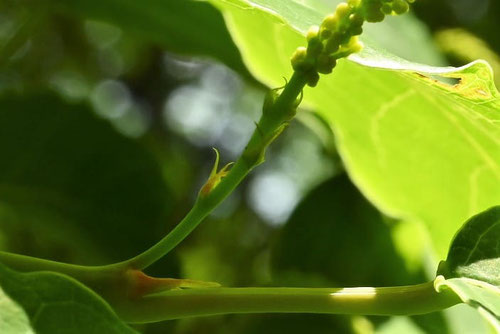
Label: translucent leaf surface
xmin=436 ymin=277 xmax=500 ymax=332
xmin=208 ymin=0 xmax=500 ymax=257
xmin=0 ymin=262 xmax=137 ymax=334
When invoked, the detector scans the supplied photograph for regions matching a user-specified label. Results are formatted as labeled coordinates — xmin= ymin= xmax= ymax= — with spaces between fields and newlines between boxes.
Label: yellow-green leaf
xmin=208 ymin=0 xmax=500 ymax=258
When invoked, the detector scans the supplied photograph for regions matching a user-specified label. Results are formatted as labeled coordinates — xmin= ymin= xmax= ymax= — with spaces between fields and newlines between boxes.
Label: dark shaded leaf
xmin=439 ymin=206 xmax=500 ymax=286
xmin=0 ymin=262 xmax=138 ymax=334
xmin=51 ymin=0 xmax=249 ymax=75
xmin=0 ymin=93 xmax=171 ymax=263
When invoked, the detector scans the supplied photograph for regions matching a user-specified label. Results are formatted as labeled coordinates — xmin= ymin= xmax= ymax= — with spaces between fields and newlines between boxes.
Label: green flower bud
xmin=290 ymin=47 xmax=308 ymax=71
xmin=319 ymin=27 xmax=332 ymax=40
xmin=365 ymin=8 xmax=385 ymax=22
xmin=381 ymin=4 xmax=393 ymax=15
xmin=340 ymin=31 xmax=352 ymax=44
xmin=349 ymin=25 xmax=363 ymax=36
xmin=325 ymin=31 xmax=342 ymax=53
xmin=335 ymin=3 xmax=351 ymax=20
xmin=316 ymin=54 xmax=337 ymax=74
xmin=350 ymin=40 xmax=363 ymax=53
xmin=306 ymin=25 xmax=320 ymax=42
xmin=307 ymin=37 xmax=323 ymax=57
xmin=392 ymin=0 xmax=409 ymax=14
xmin=342 ymin=36 xmax=363 ymax=54
xmin=348 ymin=0 xmax=361 ymax=8
xmin=349 ymin=13 xmax=364 ymax=27
xmin=321 ymin=14 xmax=338 ymax=31
xmin=305 ymin=70 xmax=320 ymax=87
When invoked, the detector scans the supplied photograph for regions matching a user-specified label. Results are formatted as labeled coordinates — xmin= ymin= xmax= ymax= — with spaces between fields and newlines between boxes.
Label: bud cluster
xmin=290 ymin=0 xmax=414 ymax=87
xmin=365 ymin=0 xmax=414 ymax=22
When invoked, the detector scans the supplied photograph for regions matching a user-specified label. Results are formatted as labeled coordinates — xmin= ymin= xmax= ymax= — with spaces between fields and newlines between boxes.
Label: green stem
xmin=116 ymin=281 xmax=461 ymax=323
xmin=124 ymin=72 xmax=308 ymax=270
xmin=0 ymin=251 xmax=124 ymax=285
xmin=0 ymin=72 xmax=307 ymax=279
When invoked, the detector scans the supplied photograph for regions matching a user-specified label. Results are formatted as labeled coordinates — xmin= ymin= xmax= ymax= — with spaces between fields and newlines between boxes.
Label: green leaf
xmin=439 ymin=206 xmax=500 ymax=286
xmin=208 ymin=0 xmax=500 ymax=257
xmin=0 ymin=284 xmax=35 ymax=334
xmin=0 ymin=262 xmax=138 ymax=334
xmin=50 ymin=0 xmax=249 ymax=75
xmin=436 ymin=277 xmax=500 ymax=332
xmin=435 ymin=206 xmax=500 ymax=331
xmin=0 ymin=93 xmax=171 ymax=263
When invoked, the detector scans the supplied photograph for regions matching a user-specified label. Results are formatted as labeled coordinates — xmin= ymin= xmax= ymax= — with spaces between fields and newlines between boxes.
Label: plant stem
xmin=123 ymin=72 xmax=308 ymax=270
xmin=0 ymin=251 xmax=124 ymax=286
xmin=116 ymin=281 xmax=461 ymax=323
xmin=0 ymin=72 xmax=307 ymax=275
xmin=0 ymin=72 xmax=307 ymax=288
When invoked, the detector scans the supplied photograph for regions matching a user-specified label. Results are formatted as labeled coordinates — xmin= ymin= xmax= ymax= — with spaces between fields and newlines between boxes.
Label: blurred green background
xmin=0 ymin=0 xmax=498 ymax=333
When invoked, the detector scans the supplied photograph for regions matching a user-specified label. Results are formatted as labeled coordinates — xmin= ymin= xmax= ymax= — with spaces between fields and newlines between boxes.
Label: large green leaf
xmin=0 ymin=93 xmax=171 ymax=263
xmin=208 ymin=0 xmax=500 ymax=258
xmin=0 ymin=262 xmax=138 ymax=334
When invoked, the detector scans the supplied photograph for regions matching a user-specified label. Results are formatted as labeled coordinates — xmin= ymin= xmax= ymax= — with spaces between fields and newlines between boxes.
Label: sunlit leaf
xmin=436 ymin=277 xmax=500 ymax=332
xmin=208 ymin=0 xmax=500 ymax=258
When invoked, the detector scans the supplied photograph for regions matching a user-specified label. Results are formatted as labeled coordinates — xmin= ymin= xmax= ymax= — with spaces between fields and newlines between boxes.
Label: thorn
xmin=127 ymin=270 xmax=220 ymax=299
